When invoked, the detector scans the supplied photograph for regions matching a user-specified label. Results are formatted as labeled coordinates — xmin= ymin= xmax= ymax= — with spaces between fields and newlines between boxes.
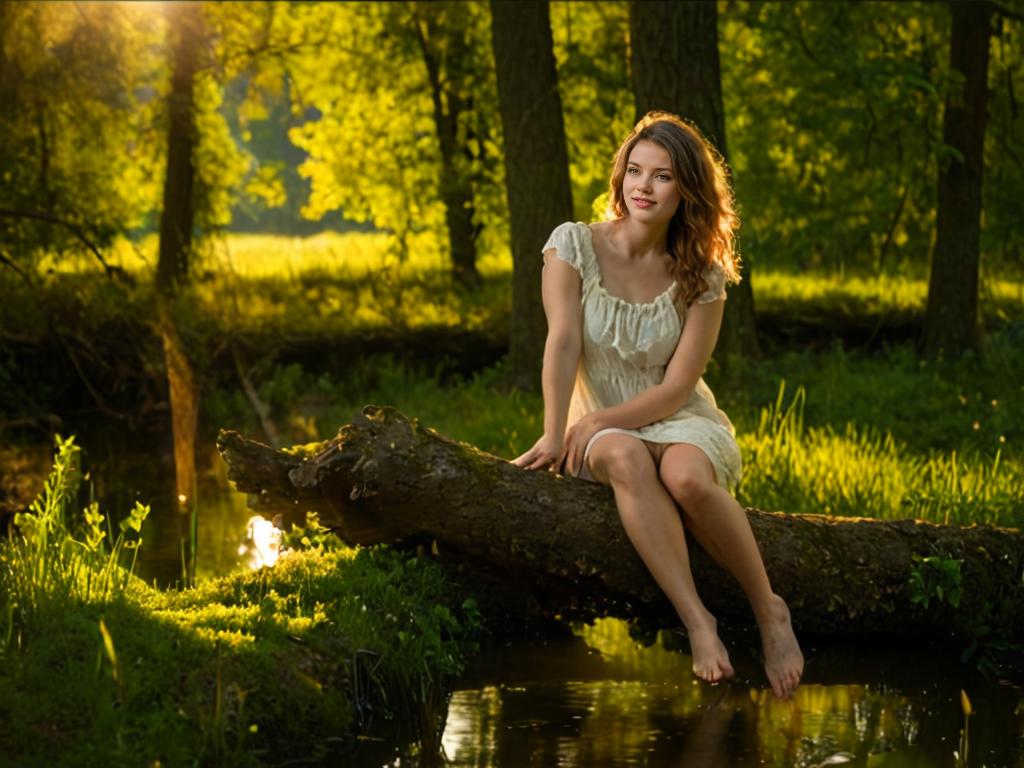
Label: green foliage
xmin=2 ymin=0 xmax=1021 ymax=289
xmin=550 ymin=1 xmax=635 ymax=221
xmin=283 ymin=1 xmax=506 ymax=262
xmin=0 ymin=442 xmax=483 ymax=767
xmin=6 ymin=435 xmax=150 ymax=618
xmin=720 ymin=1 xmax=1023 ymax=277
xmin=0 ymin=3 xmax=164 ymax=259
xmin=908 ymin=553 xmax=963 ymax=610
xmin=278 ymin=511 xmax=344 ymax=553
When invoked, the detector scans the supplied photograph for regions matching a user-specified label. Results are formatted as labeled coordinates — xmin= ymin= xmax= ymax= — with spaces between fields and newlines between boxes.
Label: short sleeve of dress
xmin=694 ymin=261 xmax=728 ymax=304
xmin=542 ymin=221 xmax=584 ymax=278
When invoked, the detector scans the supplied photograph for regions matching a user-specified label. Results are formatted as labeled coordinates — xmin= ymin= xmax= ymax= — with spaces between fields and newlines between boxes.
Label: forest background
xmin=1 ymin=1 xmax=1024 ymax=765
xmin=1 ymin=0 xmax=1023 ymax=537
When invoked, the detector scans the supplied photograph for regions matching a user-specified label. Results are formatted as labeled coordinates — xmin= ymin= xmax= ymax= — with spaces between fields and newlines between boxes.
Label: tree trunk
xmin=490 ymin=0 xmax=574 ymax=391
xmin=413 ymin=3 xmax=482 ymax=290
xmin=157 ymin=2 xmax=200 ymax=294
xmin=217 ymin=407 xmax=1024 ymax=641
xmin=629 ymin=0 xmax=761 ymax=364
xmin=157 ymin=2 xmax=203 ymax=584
xmin=924 ymin=2 xmax=993 ymax=359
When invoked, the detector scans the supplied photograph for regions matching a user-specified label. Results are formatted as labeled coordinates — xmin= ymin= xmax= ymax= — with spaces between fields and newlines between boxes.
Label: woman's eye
xmin=627 ymin=167 xmax=639 ymax=174
xmin=657 ymin=174 xmax=671 ymax=181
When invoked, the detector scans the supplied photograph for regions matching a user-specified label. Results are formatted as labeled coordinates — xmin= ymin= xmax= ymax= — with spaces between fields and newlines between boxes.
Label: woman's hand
xmin=562 ymin=413 xmax=602 ymax=477
xmin=512 ymin=434 xmax=566 ymax=473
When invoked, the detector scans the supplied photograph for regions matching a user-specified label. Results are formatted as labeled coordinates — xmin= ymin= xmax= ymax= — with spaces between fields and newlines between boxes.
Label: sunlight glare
xmin=243 ymin=515 xmax=282 ymax=568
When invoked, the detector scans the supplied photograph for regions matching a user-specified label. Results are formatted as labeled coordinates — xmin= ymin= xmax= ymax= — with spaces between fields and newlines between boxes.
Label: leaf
xmin=99 ymin=618 xmax=119 ymax=683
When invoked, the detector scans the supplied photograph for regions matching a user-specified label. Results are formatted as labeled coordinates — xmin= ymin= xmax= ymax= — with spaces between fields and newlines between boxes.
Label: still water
xmin=346 ymin=618 xmax=1024 ymax=768
xmin=81 ymin=443 xmax=1024 ymax=767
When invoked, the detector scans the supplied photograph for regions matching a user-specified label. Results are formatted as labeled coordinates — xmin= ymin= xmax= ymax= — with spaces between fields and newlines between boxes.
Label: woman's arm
xmin=512 ymin=248 xmax=582 ymax=470
xmin=562 ymin=298 xmax=723 ymax=474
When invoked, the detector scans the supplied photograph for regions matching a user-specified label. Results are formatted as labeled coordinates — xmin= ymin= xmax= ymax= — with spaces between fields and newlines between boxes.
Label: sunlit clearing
xmin=239 ymin=515 xmax=283 ymax=568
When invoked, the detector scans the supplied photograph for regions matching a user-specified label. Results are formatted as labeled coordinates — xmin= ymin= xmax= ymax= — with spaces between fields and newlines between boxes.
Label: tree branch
xmin=993 ymin=2 xmax=1024 ymax=24
xmin=0 ymin=207 xmax=119 ymax=280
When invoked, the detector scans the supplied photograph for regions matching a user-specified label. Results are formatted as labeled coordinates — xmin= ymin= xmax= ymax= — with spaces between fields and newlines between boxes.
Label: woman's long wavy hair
xmin=607 ymin=111 xmax=741 ymax=307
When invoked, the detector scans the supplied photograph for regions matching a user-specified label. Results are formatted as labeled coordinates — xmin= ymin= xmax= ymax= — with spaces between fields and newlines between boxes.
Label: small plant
xmin=908 ymin=553 xmax=963 ymax=609
xmin=279 ymin=510 xmax=345 ymax=554
xmin=3 ymin=435 xmax=150 ymax=621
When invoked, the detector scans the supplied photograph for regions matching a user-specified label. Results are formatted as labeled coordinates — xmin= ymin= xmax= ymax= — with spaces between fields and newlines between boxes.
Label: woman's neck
xmin=609 ymin=216 xmax=670 ymax=261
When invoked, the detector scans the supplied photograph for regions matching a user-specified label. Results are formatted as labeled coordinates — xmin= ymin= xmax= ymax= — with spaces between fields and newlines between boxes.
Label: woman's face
xmin=622 ymin=139 xmax=682 ymax=224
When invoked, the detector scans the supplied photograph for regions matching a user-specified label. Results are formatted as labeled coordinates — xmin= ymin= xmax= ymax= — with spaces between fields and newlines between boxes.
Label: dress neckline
xmin=581 ymin=223 xmax=678 ymax=309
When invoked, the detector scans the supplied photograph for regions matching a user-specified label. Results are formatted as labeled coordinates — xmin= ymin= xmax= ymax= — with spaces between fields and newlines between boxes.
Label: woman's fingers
xmin=513 ymin=439 xmax=567 ymax=473
xmin=512 ymin=446 xmax=538 ymax=468
xmin=516 ymin=446 xmax=553 ymax=471
xmin=510 ymin=452 xmax=529 ymax=467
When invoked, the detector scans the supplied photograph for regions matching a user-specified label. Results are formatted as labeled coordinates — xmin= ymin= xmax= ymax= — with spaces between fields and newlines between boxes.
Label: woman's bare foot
xmin=758 ymin=594 xmax=803 ymax=699
xmin=685 ymin=614 xmax=735 ymax=684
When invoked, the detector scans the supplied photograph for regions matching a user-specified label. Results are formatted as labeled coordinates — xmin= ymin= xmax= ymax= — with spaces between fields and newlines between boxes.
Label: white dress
xmin=543 ymin=221 xmax=742 ymax=490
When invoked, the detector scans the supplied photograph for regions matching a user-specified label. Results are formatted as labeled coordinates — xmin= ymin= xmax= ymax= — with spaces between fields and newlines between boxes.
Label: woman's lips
xmin=632 ymin=198 xmax=654 ymax=208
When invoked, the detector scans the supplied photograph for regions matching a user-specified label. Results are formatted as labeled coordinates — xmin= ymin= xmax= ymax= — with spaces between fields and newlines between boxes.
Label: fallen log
xmin=217 ymin=405 xmax=1024 ymax=640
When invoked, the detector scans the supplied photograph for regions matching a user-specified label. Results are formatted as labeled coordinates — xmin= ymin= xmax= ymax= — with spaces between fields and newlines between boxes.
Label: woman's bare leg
xmin=657 ymin=443 xmax=804 ymax=699
xmin=587 ymin=434 xmax=734 ymax=683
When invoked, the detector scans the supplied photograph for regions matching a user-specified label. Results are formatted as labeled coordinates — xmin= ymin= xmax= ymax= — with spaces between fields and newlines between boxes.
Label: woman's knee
xmin=590 ymin=437 xmax=654 ymax=488
xmin=660 ymin=463 xmax=714 ymax=512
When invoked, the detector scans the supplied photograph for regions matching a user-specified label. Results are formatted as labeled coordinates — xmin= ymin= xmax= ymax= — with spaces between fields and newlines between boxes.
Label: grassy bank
xmin=0 ymin=437 xmax=481 ymax=767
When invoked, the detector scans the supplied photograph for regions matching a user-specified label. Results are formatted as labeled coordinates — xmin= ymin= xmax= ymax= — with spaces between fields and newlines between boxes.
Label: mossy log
xmin=217 ymin=405 xmax=1024 ymax=640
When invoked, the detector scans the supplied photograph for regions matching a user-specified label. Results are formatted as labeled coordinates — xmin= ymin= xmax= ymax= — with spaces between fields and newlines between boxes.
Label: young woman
xmin=512 ymin=111 xmax=804 ymax=699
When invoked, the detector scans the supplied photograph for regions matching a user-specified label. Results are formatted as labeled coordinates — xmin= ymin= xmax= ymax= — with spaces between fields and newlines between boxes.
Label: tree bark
xmin=217 ymin=407 xmax=1024 ymax=641
xmin=630 ymin=0 xmax=761 ymax=364
xmin=157 ymin=2 xmax=203 ymax=584
xmin=157 ymin=2 xmax=200 ymax=294
xmin=412 ymin=2 xmax=482 ymax=290
xmin=924 ymin=2 xmax=993 ymax=359
xmin=490 ymin=0 xmax=574 ymax=391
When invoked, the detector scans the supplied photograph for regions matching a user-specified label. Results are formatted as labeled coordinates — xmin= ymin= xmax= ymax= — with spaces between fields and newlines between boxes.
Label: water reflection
xmin=240 ymin=514 xmax=283 ymax=568
xmin=81 ymin=439 xmax=263 ymax=585
xmin=428 ymin=619 xmax=1024 ymax=768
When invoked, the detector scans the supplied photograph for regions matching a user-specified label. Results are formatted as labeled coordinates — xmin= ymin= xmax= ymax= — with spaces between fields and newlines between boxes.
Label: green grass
xmin=735 ymin=383 xmax=1022 ymax=527
xmin=0 ymin=438 xmax=481 ymax=767
xmin=19 ymin=232 xmax=514 ymax=341
xmin=6 ymin=232 xmax=1023 ymax=345
xmin=208 ymin=336 xmax=1023 ymax=530
xmin=753 ymin=268 xmax=1024 ymax=325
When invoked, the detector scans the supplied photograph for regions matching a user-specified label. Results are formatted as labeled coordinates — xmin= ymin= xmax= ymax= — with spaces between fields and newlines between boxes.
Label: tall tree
xmin=157 ymin=4 xmax=201 ymax=293
xmin=0 ymin=2 xmax=163 ymax=265
xmin=157 ymin=2 xmax=204 ymax=584
xmin=411 ymin=1 xmax=484 ymax=289
xmin=490 ymin=0 xmax=574 ymax=389
xmin=924 ymin=2 xmax=995 ymax=358
xmin=287 ymin=2 xmax=500 ymax=288
xmin=630 ymin=0 xmax=761 ymax=362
